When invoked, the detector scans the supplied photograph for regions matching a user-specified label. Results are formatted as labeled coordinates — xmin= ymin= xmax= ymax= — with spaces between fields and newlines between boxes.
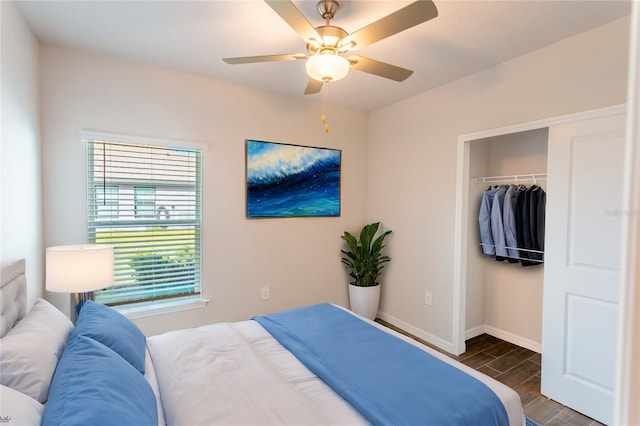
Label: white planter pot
xmin=348 ymin=284 xmax=381 ymax=320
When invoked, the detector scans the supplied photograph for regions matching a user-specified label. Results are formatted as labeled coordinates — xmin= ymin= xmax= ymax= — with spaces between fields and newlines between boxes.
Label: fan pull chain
xmin=322 ymin=79 xmax=329 ymax=133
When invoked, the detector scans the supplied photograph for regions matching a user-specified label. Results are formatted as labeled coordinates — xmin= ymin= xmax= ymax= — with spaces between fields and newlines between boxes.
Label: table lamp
xmin=46 ymin=244 xmax=114 ymax=319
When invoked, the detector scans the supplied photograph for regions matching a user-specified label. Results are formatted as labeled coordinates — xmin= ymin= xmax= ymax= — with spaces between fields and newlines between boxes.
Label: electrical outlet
xmin=425 ymin=290 xmax=433 ymax=306
xmin=261 ymin=286 xmax=270 ymax=300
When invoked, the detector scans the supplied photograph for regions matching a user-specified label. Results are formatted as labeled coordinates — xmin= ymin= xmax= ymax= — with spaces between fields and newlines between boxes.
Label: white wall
xmin=0 ymin=1 xmax=42 ymax=307
xmin=369 ymin=17 xmax=630 ymax=349
xmin=39 ymin=45 xmax=369 ymax=335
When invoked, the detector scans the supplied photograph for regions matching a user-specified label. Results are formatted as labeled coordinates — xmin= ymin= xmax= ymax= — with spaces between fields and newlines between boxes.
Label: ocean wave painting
xmin=246 ymin=140 xmax=341 ymax=218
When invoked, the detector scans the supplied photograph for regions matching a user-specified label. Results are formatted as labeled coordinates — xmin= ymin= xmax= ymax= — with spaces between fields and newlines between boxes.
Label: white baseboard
xmin=465 ymin=325 xmax=487 ymax=340
xmin=376 ymin=311 xmax=454 ymax=354
xmin=376 ymin=313 xmax=542 ymax=355
xmin=466 ymin=324 xmax=542 ymax=353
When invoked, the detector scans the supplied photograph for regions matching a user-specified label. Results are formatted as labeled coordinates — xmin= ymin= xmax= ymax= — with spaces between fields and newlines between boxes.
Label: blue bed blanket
xmin=253 ymin=303 xmax=509 ymax=426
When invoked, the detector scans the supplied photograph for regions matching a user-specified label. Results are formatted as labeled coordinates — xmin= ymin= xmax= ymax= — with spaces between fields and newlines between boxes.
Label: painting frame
xmin=245 ymin=139 xmax=342 ymax=218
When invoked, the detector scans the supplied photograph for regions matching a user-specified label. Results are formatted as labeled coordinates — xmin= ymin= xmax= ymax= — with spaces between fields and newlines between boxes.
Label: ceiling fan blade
xmin=304 ymin=78 xmax=323 ymax=95
xmin=223 ymin=54 xmax=305 ymax=64
xmin=348 ymin=55 xmax=413 ymax=82
xmin=343 ymin=0 xmax=438 ymax=50
xmin=265 ymin=0 xmax=321 ymax=42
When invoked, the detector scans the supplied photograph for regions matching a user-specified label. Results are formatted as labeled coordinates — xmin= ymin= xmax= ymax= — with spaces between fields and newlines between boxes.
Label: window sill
xmin=114 ymin=297 xmax=209 ymax=320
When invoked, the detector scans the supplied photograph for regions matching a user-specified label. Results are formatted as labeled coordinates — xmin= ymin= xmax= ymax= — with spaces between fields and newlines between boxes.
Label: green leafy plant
xmin=341 ymin=222 xmax=392 ymax=287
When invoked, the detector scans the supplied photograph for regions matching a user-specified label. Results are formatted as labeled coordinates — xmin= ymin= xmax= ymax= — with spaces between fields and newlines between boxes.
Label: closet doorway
xmin=465 ymin=128 xmax=548 ymax=355
xmin=454 ymin=120 xmax=552 ymax=357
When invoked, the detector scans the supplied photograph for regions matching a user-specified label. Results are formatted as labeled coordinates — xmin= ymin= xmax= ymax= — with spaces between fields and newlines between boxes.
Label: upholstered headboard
xmin=0 ymin=259 xmax=27 ymax=337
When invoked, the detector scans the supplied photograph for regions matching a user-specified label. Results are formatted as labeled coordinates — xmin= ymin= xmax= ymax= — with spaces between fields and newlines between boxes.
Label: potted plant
xmin=340 ymin=222 xmax=392 ymax=320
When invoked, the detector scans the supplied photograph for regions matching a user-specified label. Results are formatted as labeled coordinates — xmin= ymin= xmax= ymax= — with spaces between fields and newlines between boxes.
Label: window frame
xmin=83 ymin=130 xmax=208 ymax=310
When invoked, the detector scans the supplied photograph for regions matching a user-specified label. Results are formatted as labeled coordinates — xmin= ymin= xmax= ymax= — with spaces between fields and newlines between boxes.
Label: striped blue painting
xmin=246 ymin=140 xmax=341 ymax=218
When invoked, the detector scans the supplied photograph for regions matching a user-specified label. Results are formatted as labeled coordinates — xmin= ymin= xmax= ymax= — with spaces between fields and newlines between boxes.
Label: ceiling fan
xmin=223 ymin=0 xmax=439 ymax=95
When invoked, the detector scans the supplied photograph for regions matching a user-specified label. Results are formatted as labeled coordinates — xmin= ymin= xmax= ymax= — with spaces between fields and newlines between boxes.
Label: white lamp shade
xmin=306 ymin=53 xmax=350 ymax=82
xmin=46 ymin=245 xmax=114 ymax=293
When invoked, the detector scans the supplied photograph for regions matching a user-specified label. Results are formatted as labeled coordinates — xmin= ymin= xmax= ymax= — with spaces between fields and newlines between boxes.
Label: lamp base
xmin=74 ymin=291 xmax=94 ymax=322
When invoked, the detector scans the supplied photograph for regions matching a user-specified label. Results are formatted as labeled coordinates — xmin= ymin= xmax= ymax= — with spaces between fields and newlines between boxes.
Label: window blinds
xmin=87 ymin=140 xmax=202 ymax=306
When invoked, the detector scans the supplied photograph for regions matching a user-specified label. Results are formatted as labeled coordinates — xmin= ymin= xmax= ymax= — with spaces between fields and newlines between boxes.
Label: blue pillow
xmin=43 ymin=335 xmax=157 ymax=426
xmin=71 ymin=301 xmax=146 ymax=374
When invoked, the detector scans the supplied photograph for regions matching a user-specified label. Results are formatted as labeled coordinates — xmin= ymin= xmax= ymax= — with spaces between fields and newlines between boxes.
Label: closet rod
xmin=479 ymin=244 xmax=544 ymax=263
xmin=484 ymin=255 xmax=544 ymax=264
xmin=472 ymin=173 xmax=547 ymax=184
xmin=479 ymin=243 xmax=544 ymax=254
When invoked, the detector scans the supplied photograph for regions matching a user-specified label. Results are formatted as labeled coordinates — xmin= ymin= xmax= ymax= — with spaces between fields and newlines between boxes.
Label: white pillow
xmin=0 ymin=298 xmax=73 ymax=403
xmin=0 ymin=385 xmax=44 ymax=425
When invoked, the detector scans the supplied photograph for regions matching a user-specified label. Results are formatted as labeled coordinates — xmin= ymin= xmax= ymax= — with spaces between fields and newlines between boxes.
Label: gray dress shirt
xmin=491 ymin=186 xmax=508 ymax=259
xmin=479 ymin=187 xmax=500 ymax=255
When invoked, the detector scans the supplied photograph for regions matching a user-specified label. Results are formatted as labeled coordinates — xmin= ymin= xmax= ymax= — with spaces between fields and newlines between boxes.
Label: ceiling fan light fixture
xmin=306 ymin=53 xmax=350 ymax=82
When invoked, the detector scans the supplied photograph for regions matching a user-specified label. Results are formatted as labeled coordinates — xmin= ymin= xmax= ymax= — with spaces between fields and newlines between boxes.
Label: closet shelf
xmin=472 ymin=173 xmax=547 ymax=184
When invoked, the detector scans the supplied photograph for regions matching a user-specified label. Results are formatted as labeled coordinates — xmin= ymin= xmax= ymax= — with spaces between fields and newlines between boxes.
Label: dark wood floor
xmin=376 ymin=320 xmax=603 ymax=426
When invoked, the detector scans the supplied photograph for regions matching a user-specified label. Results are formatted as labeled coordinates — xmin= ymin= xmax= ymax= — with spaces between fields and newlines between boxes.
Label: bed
xmin=0 ymin=259 xmax=526 ymax=425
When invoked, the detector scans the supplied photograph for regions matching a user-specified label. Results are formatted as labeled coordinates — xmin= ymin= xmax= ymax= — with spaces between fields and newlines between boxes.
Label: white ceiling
xmin=17 ymin=0 xmax=631 ymax=112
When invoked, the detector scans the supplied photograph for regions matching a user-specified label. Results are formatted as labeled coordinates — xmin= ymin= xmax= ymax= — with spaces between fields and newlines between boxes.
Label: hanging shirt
xmin=502 ymin=185 xmax=520 ymax=263
xmin=537 ymin=188 xmax=546 ymax=253
xmin=528 ymin=186 xmax=546 ymax=262
xmin=515 ymin=188 xmax=533 ymax=266
xmin=490 ymin=186 xmax=508 ymax=261
xmin=479 ymin=187 xmax=500 ymax=255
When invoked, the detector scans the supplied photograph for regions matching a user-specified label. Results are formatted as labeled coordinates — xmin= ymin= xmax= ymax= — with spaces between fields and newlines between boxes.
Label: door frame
xmin=452 ymin=104 xmax=626 ymax=356
xmin=614 ymin=3 xmax=640 ymax=425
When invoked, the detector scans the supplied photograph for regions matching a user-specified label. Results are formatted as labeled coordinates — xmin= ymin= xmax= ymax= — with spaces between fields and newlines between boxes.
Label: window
xmin=87 ymin=139 xmax=202 ymax=307
xmin=134 ymin=187 xmax=156 ymax=218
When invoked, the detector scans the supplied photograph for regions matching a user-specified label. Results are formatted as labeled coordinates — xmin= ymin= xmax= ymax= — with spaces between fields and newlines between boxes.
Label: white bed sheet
xmin=144 ymin=347 xmax=166 ymax=426
xmin=146 ymin=307 xmax=526 ymax=426
xmin=147 ymin=320 xmax=366 ymax=426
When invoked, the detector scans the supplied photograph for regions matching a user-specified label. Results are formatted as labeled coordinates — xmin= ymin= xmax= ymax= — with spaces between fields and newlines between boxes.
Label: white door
xmin=542 ymin=112 xmax=626 ymax=425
